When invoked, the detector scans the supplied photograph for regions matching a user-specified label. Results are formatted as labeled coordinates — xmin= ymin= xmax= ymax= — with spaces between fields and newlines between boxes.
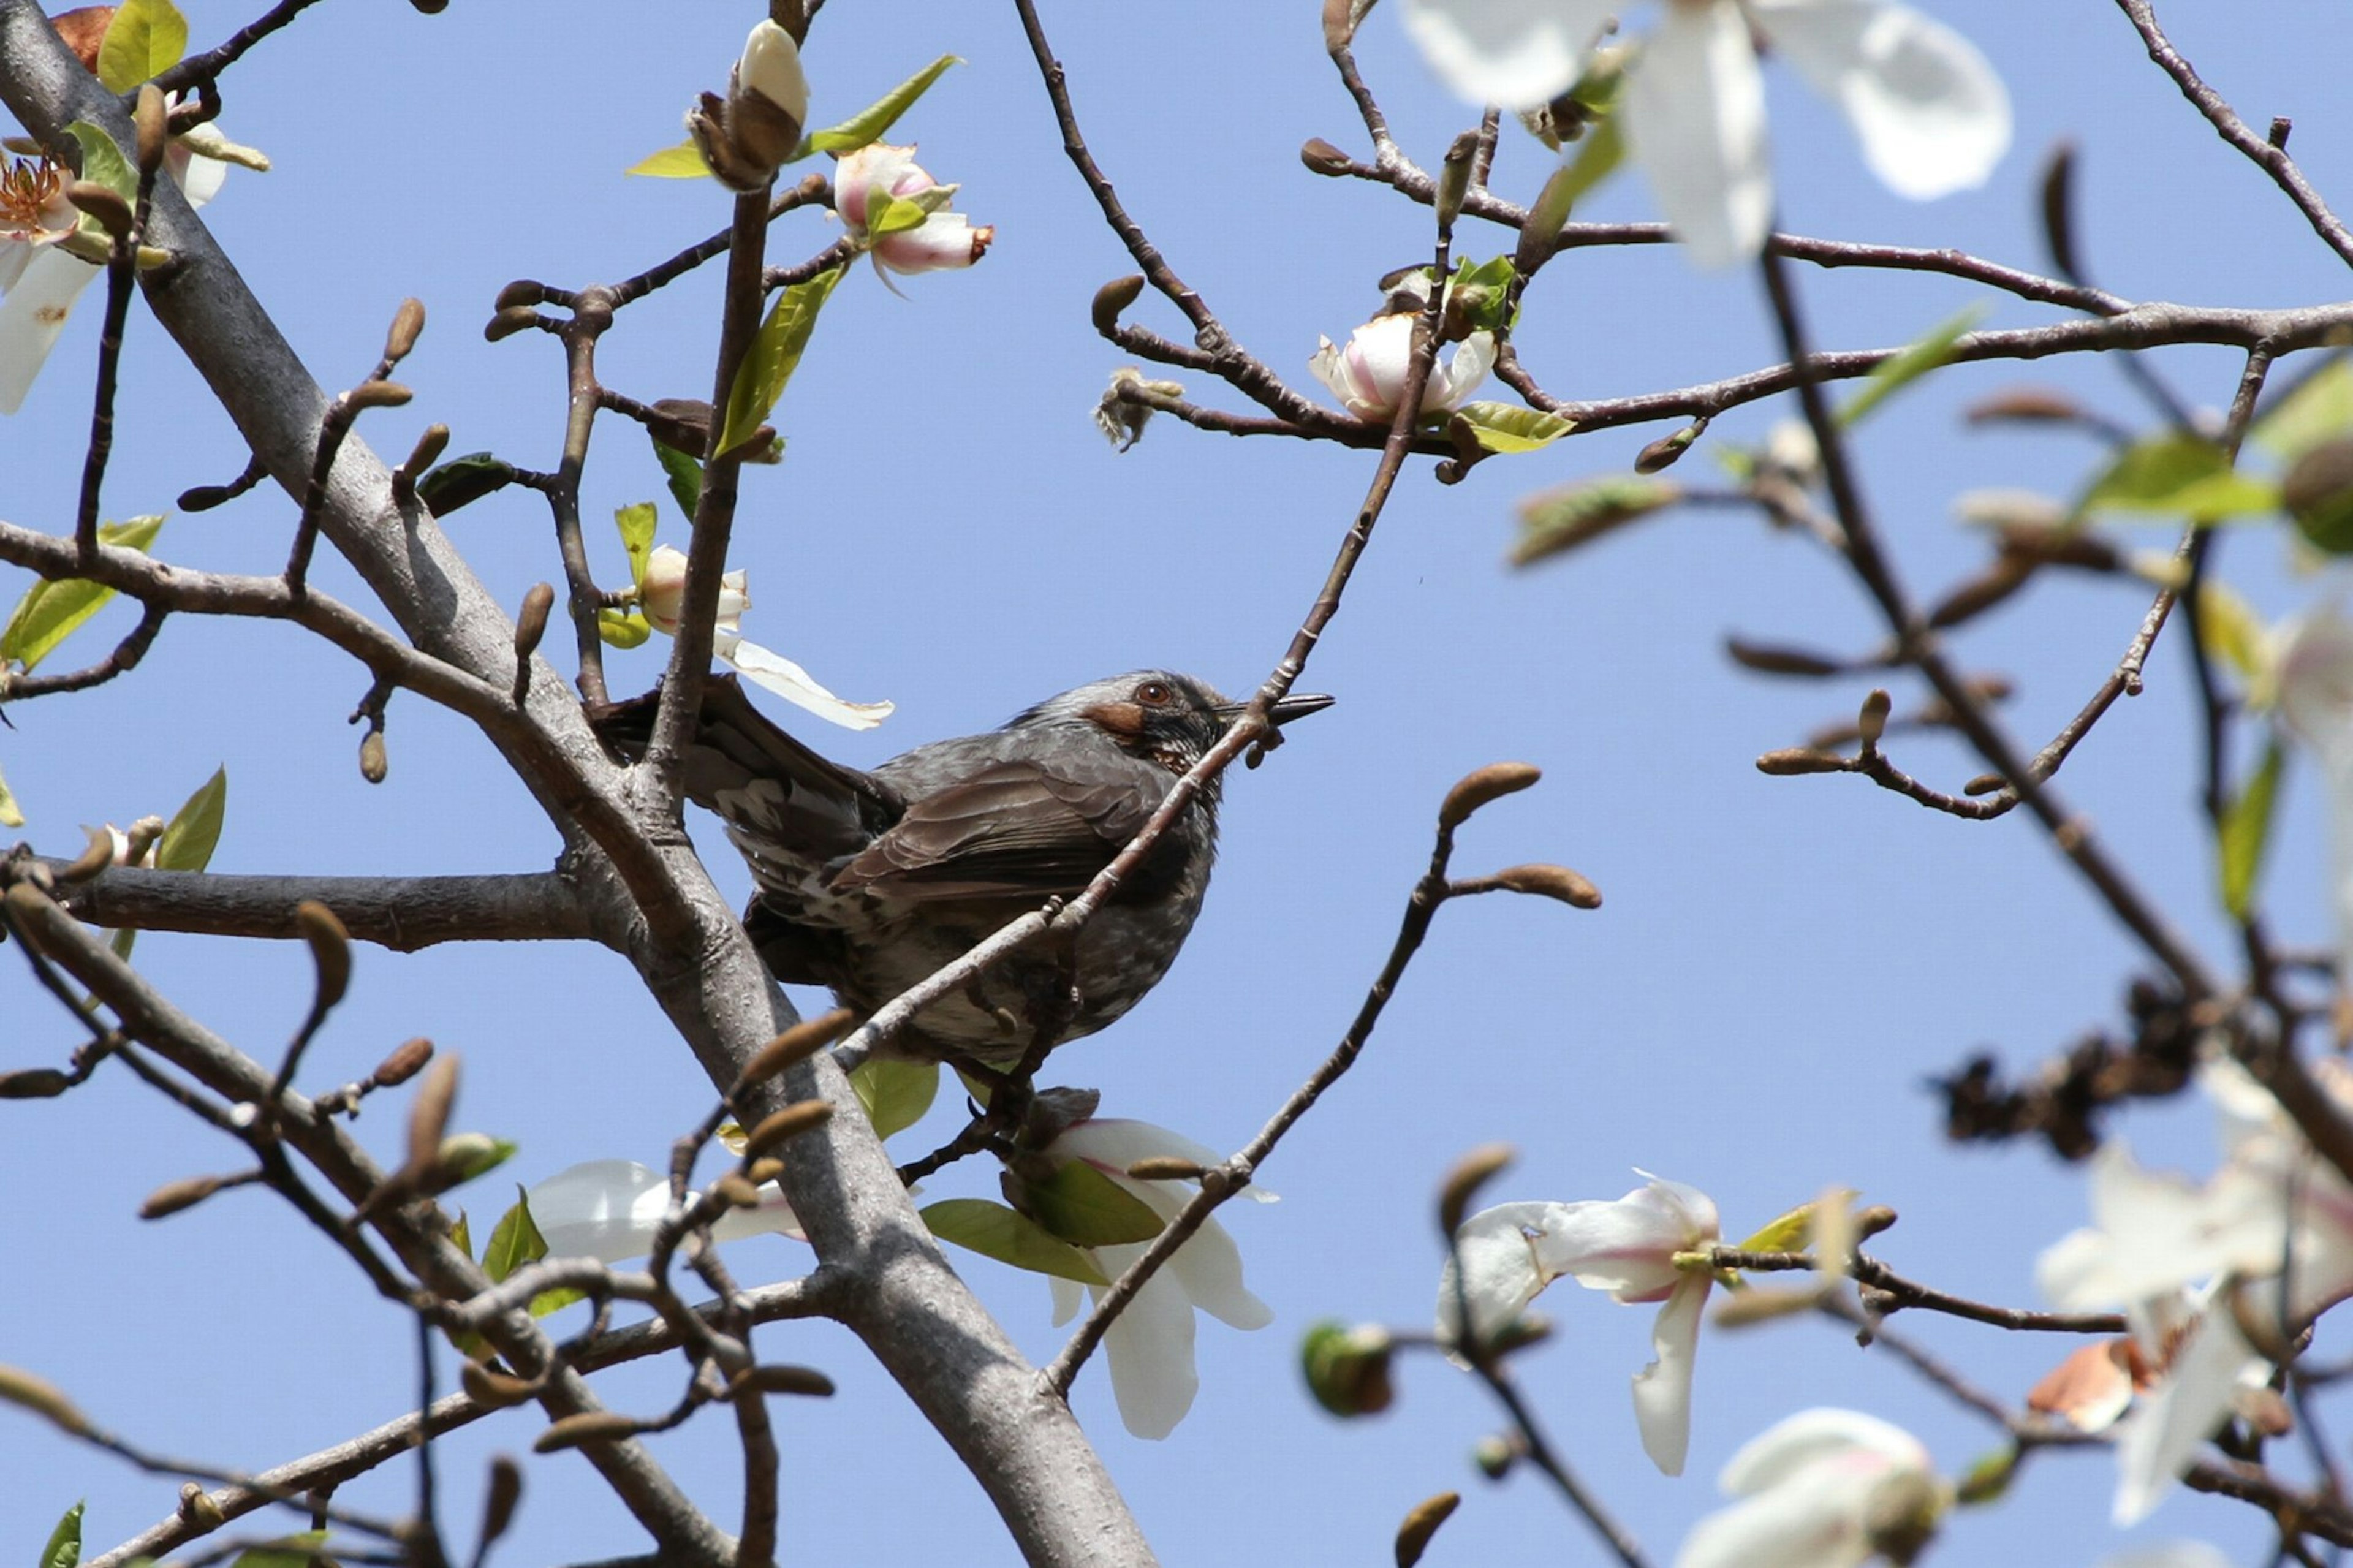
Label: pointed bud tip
xmin=1438 ymin=762 xmax=1541 ymax=830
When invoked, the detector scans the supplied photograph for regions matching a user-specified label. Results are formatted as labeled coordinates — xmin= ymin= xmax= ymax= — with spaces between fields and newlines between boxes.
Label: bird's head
xmin=1010 ymin=670 xmax=1333 ymax=775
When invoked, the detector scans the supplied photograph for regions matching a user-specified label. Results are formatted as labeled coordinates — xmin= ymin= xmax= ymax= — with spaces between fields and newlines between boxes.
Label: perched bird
xmin=594 ymin=671 xmax=1332 ymax=1066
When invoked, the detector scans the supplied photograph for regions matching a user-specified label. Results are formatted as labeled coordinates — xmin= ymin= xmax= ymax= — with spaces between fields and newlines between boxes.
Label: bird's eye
xmin=1135 ymin=680 xmax=1174 ymax=707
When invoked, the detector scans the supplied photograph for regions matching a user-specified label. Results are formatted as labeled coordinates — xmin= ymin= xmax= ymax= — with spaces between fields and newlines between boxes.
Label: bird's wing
xmin=829 ymin=758 xmax=1153 ymax=902
xmin=589 ymin=676 xmax=901 ymax=863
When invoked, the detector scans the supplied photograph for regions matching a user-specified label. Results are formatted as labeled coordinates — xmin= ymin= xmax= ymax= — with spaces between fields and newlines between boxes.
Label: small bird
xmin=595 ymin=672 xmax=1332 ymax=1067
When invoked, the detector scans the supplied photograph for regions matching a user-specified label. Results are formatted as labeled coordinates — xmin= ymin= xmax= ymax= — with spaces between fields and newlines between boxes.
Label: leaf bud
xmin=1963 ymin=772 xmax=2006 ymax=797
xmin=745 ymin=1156 xmax=786 ymax=1185
xmin=1394 ymin=1491 xmax=1460 ymax=1568
xmin=294 ymin=899 xmax=352 ymax=1013
xmin=1125 ymin=1156 xmax=1207 ymax=1182
xmin=1634 ymin=422 xmax=1704 ymax=473
xmin=133 ymin=85 xmax=167 ymax=173
xmin=460 ymin=1362 xmax=536 ymax=1409
xmin=1437 ymin=1142 xmax=1514 ymax=1237
xmin=345 ymin=379 xmax=412 ymax=411
xmin=483 ymin=306 xmax=542 ymax=343
xmin=140 ymin=1172 xmax=229 ymax=1220
xmin=1963 ymin=387 xmax=2084 ymax=426
xmin=1724 ymin=638 xmax=1846 ymax=677
xmin=59 ymin=824 xmax=116 ymax=884
xmin=1299 ymin=137 xmax=1354 ymax=176
xmin=176 ymin=1482 xmax=224 ymax=1529
xmin=743 ymin=1099 xmax=833 ymax=1159
xmin=732 ymin=1007 xmax=856 ymax=1097
xmin=730 ymin=1363 xmax=836 ymax=1398
xmin=407 ymin=1053 xmax=460 ymax=1170
xmin=383 ymin=297 xmax=426 ymax=366
xmin=0 ymin=1364 xmax=88 ymax=1435
xmin=513 ymin=583 xmax=555 ymax=661
xmin=1493 ymin=863 xmax=1602 ymax=909
xmin=2284 ymin=437 xmax=2353 ymax=555
xmin=1090 ymin=274 xmax=1145 ymax=336
xmin=358 ymin=729 xmax=388 ymax=784
xmin=532 ymin=1411 xmax=638 ymax=1453
xmin=711 ymin=1172 xmax=760 ymax=1211
xmin=1756 ymin=748 xmax=1851 ymax=776
xmin=1299 ymin=1320 xmax=1395 ymax=1418
xmin=493 ymin=280 xmax=545 ymax=312
xmin=479 ymin=1455 xmax=523 ymax=1549
xmin=0 ymin=1068 xmax=72 ymax=1099
xmin=65 ymin=180 xmax=132 ymax=239
xmin=1856 ymin=689 xmax=1892 ymax=748
xmin=1438 ymin=762 xmax=1540 ymax=831
xmin=1434 ymin=130 xmax=1479 ymax=235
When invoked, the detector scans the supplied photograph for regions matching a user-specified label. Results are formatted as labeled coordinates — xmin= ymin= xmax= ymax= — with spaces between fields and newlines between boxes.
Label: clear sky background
xmin=6 ymin=1 xmax=2352 ymax=1563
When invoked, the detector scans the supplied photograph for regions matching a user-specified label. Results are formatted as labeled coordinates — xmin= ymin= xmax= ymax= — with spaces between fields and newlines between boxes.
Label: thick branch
xmin=50 ymin=866 xmax=602 ymax=951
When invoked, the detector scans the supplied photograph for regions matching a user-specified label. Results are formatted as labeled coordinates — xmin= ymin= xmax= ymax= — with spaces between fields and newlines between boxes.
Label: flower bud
xmin=1471 ymin=1435 xmax=1515 ymax=1480
xmin=1856 ymin=689 xmax=1892 ymax=748
xmin=1635 ymin=422 xmax=1704 ymax=473
xmin=1756 ymin=748 xmax=1850 ymax=776
xmin=1299 ymin=137 xmax=1353 ymax=176
xmin=727 ymin=20 xmax=809 ymax=177
xmin=1438 ymin=761 xmax=1540 ymax=830
xmin=1091 ymin=274 xmax=1145 ymax=336
xmin=372 ymin=1037 xmax=433 ymax=1088
xmin=383 ymin=297 xmax=426 ymax=366
xmin=1300 ymin=1321 xmax=1395 ymax=1417
xmin=358 ymin=729 xmax=388 ymax=784
xmin=1393 ymin=1491 xmax=1460 ymax=1568
xmin=1493 ymin=863 xmax=1602 ymax=909
xmin=1434 ymin=131 xmax=1479 ymax=234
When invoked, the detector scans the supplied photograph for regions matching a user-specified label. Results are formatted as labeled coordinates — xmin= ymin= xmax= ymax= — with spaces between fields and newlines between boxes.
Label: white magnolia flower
xmin=1399 ymin=0 xmax=2010 ymax=268
xmin=832 ymin=142 xmax=995 ymax=278
xmin=1674 ymin=1407 xmax=1944 ymax=1568
xmin=526 ymin=1158 xmax=803 ymax=1262
xmin=637 ymin=543 xmax=892 ymax=730
xmin=1439 ymin=1173 xmax=1718 ymax=1475
xmin=1040 ymin=1117 xmax=1275 ymax=1441
xmin=2096 ymin=1545 xmax=2235 ymax=1568
xmin=2275 ymin=602 xmax=2353 ymax=983
xmin=1309 ymin=314 xmax=1495 ymax=423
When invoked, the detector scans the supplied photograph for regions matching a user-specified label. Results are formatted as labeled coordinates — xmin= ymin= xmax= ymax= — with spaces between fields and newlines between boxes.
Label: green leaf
xmin=450 ymin=1210 xmax=473 ymax=1260
xmin=625 ymin=140 xmax=713 ymax=180
xmin=2252 ymin=359 xmax=2353 ymax=460
xmin=414 ymin=452 xmax=517 ymax=517
xmin=1021 ymin=1159 xmax=1164 ymax=1248
xmin=1837 ymin=307 xmax=1983 ymax=429
xmin=1510 ymin=475 xmax=1680 ymax=566
xmin=2075 ymin=433 xmax=2280 ymax=523
xmin=849 ymin=1056 xmax=938 ymax=1141
xmin=651 ymin=437 xmax=704 ymax=523
xmin=0 ymin=759 xmax=23 ymax=828
xmin=2219 ymin=740 xmax=2283 ymax=920
xmin=1450 ymin=401 xmax=1575 ymax=455
xmin=1734 ymin=1191 xmax=1858 ymax=1254
xmin=596 ymin=608 xmax=652 ymax=650
xmin=718 ymin=265 xmax=845 ymax=456
xmin=1549 ymin=111 xmax=1624 ymax=213
xmin=481 ymin=1187 xmax=546 ymax=1284
xmin=96 ymin=0 xmax=187 ymax=93
xmin=154 ymin=766 xmax=225 ymax=873
xmin=61 ymin=121 xmax=137 ymax=206
xmin=864 ymin=189 xmax=931 ymax=238
xmin=441 ymin=1135 xmax=518 ymax=1187
xmin=920 ymin=1197 xmax=1108 ymax=1286
xmin=612 ymin=501 xmax=659 ymax=589
xmin=0 ymin=517 xmax=163 ymax=675
xmin=1446 ymin=256 xmax=1518 ymax=336
xmin=227 ymin=1531 xmax=330 ymax=1568
xmin=800 ymin=55 xmax=961 ymax=156
xmin=41 ymin=1501 xmax=83 ymax=1568
xmin=2196 ymin=580 xmax=2268 ymax=684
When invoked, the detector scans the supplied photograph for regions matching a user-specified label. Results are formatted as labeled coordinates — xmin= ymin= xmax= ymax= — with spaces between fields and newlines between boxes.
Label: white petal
xmin=739 ymin=19 xmax=810 ymax=124
xmin=1091 ymin=1249 xmax=1199 ymax=1439
xmin=2113 ymin=1296 xmax=2264 ymax=1525
xmin=1633 ymin=1274 xmax=1710 ymax=1475
xmin=2036 ymin=1141 xmax=2274 ymax=1309
xmin=1677 ymin=1450 xmax=1880 ymax=1568
xmin=527 ymin=1159 xmax=798 ymax=1262
xmin=1718 ymin=1406 xmax=1930 ymax=1497
xmin=1308 ymin=335 xmax=1349 ymax=406
xmin=713 ymin=632 xmax=895 ymax=730
xmin=1115 ymin=1178 xmax=1273 ymax=1331
xmin=1431 ymin=330 xmax=1496 ymax=413
xmin=172 ymin=150 xmax=227 ymax=210
xmin=1756 ymin=0 xmax=2010 ymax=200
xmin=1438 ymin=1200 xmax=1582 ymax=1343
xmin=1397 ymin=0 xmax=1620 ymax=112
xmin=0 ymin=245 xmax=100 ymax=414
xmin=1531 ymin=1180 xmax=1709 ymax=1300
xmin=1623 ymin=1 xmax=1773 ymax=270
xmin=1049 ymin=1273 xmax=1085 ymax=1327
xmin=2096 ymin=1544 xmax=2237 ymax=1568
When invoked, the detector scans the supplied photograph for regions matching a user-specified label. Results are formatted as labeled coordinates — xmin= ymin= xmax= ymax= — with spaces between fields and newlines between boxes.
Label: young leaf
xmin=650 ymin=437 xmax=704 ymax=523
xmin=1837 ymin=306 xmax=1983 ymax=430
xmin=2251 ymin=358 xmax=2353 ymax=460
xmin=2195 ymin=580 xmax=2268 ymax=684
xmin=863 ymin=189 xmax=932 ymax=238
xmin=154 ymin=766 xmax=227 ymax=873
xmin=800 ymin=55 xmax=961 ymax=156
xmin=920 ymin=1197 xmax=1108 ymax=1286
xmin=1450 ymin=401 xmax=1575 ymax=455
xmin=1734 ymin=1191 xmax=1860 ymax=1254
xmin=2075 ymin=434 xmax=2280 ymax=522
xmin=0 ymin=759 xmax=23 ymax=828
xmin=96 ymin=0 xmax=187 ymax=94
xmin=41 ymin=1500 xmax=82 ymax=1568
xmin=61 ymin=122 xmax=138 ymax=205
xmin=481 ymin=1187 xmax=548 ymax=1284
xmin=625 ymin=140 xmax=713 ymax=180
xmin=227 ymin=1531 xmax=330 ymax=1568
xmin=596 ymin=608 xmax=653 ymax=650
xmin=613 ymin=501 xmax=658 ymax=588
xmin=1021 ymin=1159 xmax=1164 ymax=1249
xmin=414 ymin=452 xmax=517 ymax=516
xmin=1446 ymin=255 xmax=1518 ymax=336
xmin=2218 ymin=740 xmax=2283 ymax=920
xmin=717 ymin=265 xmax=845 ymax=458
xmin=0 ymin=517 xmax=164 ymax=674
xmin=1550 ymin=110 xmax=1624 ymax=213
xmin=1510 ymin=475 xmax=1680 ymax=565
xmin=849 ymin=1056 xmax=938 ymax=1141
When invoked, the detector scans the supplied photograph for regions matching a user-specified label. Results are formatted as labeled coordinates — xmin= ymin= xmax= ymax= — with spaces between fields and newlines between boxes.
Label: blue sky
xmin=7 ymin=1 xmax=2353 ymax=1562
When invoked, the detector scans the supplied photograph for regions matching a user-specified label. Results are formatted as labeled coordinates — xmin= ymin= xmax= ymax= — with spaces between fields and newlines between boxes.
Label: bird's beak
xmin=1214 ymin=691 xmax=1335 ymax=729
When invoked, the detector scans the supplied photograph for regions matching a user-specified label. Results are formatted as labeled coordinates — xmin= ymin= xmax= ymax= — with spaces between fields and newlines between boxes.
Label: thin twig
xmin=146 ymin=0 xmax=330 ymax=96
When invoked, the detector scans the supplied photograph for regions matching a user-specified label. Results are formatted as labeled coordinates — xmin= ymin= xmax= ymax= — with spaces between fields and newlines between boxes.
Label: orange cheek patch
xmin=1079 ymin=701 xmax=1147 ymax=738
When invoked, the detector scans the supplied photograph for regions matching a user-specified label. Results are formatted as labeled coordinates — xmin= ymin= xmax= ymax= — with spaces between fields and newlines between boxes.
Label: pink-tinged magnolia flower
xmin=526 ymin=1158 xmax=803 ymax=1262
xmin=832 ymin=142 xmax=994 ymax=278
xmin=637 ymin=543 xmax=892 ymax=731
xmin=1040 ymin=1117 xmax=1275 ymax=1441
xmin=1673 ymin=1407 xmax=1945 ymax=1568
xmin=1439 ymin=1174 xmax=1718 ymax=1475
xmin=1309 ymin=314 xmax=1495 ymax=423
xmin=1399 ymin=0 xmax=2010 ymax=269
xmin=2275 ymin=603 xmax=2353 ymax=983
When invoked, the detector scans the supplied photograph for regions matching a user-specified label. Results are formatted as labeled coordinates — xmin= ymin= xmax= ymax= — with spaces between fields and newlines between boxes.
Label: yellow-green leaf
xmin=1735 ymin=1190 xmax=1858 ymax=1254
xmin=613 ymin=501 xmax=658 ymax=588
xmin=849 ymin=1056 xmax=938 ymax=1140
xmin=650 ymin=437 xmax=703 ymax=523
xmin=1020 ymin=1158 xmax=1164 ymax=1248
xmin=2075 ymin=433 xmax=2280 ymax=522
xmin=718 ymin=265 xmax=844 ymax=456
xmin=481 ymin=1187 xmax=547 ymax=1284
xmin=800 ymin=55 xmax=960 ymax=156
xmin=1838 ymin=307 xmax=1984 ymax=429
xmin=625 ymin=139 xmax=713 ymax=180
xmin=96 ymin=0 xmax=188 ymax=93
xmin=0 ymin=758 xmax=23 ymax=828
xmin=920 ymin=1197 xmax=1107 ymax=1286
xmin=1451 ymin=401 xmax=1574 ymax=455
xmin=1549 ymin=110 xmax=1623 ymax=213
xmin=227 ymin=1531 xmax=329 ymax=1568
xmin=1510 ymin=474 xmax=1680 ymax=566
xmin=0 ymin=515 xmax=163 ymax=675
xmin=2252 ymin=358 xmax=2353 ymax=460
xmin=2197 ymin=580 xmax=2268 ymax=684
xmin=154 ymin=766 xmax=225 ymax=873
xmin=596 ymin=608 xmax=652 ymax=649
xmin=2219 ymin=740 xmax=2283 ymax=920
xmin=865 ymin=189 xmax=930 ymax=238
xmin=42 ymin=1500 xmax=82 ymax=1568
xmin=61 ymin=122 xmax=137 ymax=206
